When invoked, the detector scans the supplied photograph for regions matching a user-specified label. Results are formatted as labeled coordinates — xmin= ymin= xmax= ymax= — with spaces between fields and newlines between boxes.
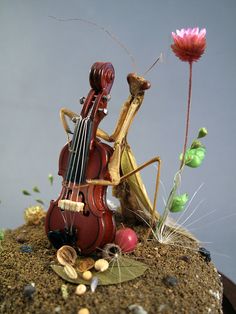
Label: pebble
xmin=159 ymin=246 xmax=168 ymax=256
xmin=163 ymin=275 xmax=178 ymax=287
xmin=180 ymin=255 xmax=191 ymax=263
xmin=158 ymin=304 xmax=171 ymax=312
xmin=16 ymin=234 xmax=27 ymax=243
xmin=199 ymin=247 xmax=211 ymax=262
xmin=209 ymin=289 xmax=220 ymax=300
xmin=78 ymin=308 xmax=90 ymax=314
xmin=54 ymin=306 xmax=61 ymax=313
xmin=20 ymin=245 xmax=33 ymax=253
xmin=23 ymin=283 xmax=36 ymax=299
xmin=128 ymin=304 xmax=147 ymax=314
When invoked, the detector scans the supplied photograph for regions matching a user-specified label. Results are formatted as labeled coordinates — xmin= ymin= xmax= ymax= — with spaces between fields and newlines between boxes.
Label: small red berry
xmin=114 ymin=228 xmax=138 ymax=253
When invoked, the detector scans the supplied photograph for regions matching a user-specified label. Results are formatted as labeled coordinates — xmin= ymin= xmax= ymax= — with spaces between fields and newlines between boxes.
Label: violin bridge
xmin=58 ymin=199 xmax=84 ymax=212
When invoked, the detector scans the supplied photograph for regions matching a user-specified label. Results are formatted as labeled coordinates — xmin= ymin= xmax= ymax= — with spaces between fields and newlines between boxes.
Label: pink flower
xmin=171 ymin=27 xmax=206 ymax=63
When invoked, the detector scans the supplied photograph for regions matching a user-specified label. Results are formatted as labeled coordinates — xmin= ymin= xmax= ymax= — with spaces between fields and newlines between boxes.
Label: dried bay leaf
xmin=51 ymin=256 xmax=148 ymax=285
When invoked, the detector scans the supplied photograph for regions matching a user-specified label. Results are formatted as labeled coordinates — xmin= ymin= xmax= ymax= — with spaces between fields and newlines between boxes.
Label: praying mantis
xmin=60 ymin=71 xmax=161 ymax=225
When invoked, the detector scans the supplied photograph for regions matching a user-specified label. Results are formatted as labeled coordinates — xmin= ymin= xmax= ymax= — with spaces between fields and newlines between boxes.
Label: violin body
xmin=45 ymin=62 xmax=116 ymax=254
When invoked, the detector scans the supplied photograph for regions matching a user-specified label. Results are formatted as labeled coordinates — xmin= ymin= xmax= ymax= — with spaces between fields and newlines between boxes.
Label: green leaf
xmin=51 ymin=256 xmax=148 ymax=285
xmin=48 ymin=174 xmax=54 ymax=186
xmin=35 ymin=199 xmax=45 ymax=205
xmin=32 ymin=186 xmax=40 ymax=193
xmin=22 ymin=190 xmax=31 ymax=196
xmin=0 ymin=229 xmax=4 ymax=241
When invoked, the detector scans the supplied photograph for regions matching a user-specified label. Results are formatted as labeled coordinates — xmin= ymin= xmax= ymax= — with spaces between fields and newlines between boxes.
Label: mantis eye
xmin=141 ymin=80 xmax=151 ymax=90
xmin=127 ymin=73 xmax=135 ymax=84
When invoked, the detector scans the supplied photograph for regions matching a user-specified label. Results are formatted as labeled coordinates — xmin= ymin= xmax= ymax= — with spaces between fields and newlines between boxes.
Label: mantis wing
xmin=118 ymin=141 xmax=159 ymax=222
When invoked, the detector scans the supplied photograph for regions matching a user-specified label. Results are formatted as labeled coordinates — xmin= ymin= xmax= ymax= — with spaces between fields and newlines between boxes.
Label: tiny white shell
xmin=75 ymin=284 xmax=87 ymax=296
xmin=94 ymin=259 xmax=109 ymax=272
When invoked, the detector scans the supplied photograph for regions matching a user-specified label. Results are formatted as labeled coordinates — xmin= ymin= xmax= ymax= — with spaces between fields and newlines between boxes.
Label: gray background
xmin=1 ymin=0 xmax=236 ymax=282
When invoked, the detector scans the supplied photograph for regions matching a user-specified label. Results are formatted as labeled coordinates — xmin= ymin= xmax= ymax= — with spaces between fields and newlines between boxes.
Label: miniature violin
xmin=45 ymin=62 xmax=116 ymax=254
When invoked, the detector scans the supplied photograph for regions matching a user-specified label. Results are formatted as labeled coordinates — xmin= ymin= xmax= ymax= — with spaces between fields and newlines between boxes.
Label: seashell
xmin=76 ymin=257 xmax=95 ymax=272
xmin=78 ymin=308 xmax=90 ymax=314
xmin=82 ymin=271 xmax=92 ymax=281
xmin=64 ymin=264 xmax=78 ymax=279
xmin=94 ymin=259 xmax=109 ymax=272
xmin=57 ymin=245 xmax=77 ymax=266
xmin=102 ymin=243 xmax=122 ymax=260
xmin=75 ymin=284 xmax=87 ymax=296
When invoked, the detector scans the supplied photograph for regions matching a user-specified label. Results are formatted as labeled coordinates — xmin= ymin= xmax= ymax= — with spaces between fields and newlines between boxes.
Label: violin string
xmin=64 ymin=117 xmax=79 ymax=198
xmin=71 ymin=117 xmax=89 ymax=230
xmin=60 ymin=210 xmax=68 ymax=229
xmin=66 ymin=116 xmax=83 ymax=194
xmin=74 ymin=118 xmax=88 ymax=201
xmin=61 ymin=115 xmax=83 ymax=229
xmin=60 ymin=92 xmax=97 ymax=234
xmin=67 ymin=117 xmax=86 ymax=229
xmin=70 ymin=95 xmax=97 ymax=229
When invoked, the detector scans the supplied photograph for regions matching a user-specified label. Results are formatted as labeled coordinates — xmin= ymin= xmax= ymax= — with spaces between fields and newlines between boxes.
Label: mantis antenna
xmin=48 ymin=15 xmax=137 ymax=72
xmin=142 ymin=53 xmax=164 ymax=76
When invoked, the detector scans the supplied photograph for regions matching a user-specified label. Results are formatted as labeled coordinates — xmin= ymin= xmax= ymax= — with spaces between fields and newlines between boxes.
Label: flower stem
xmin=180 ymin=61 xmax=193 ymax=170
xmin=156 ymin=62 xmax=193 ymax=240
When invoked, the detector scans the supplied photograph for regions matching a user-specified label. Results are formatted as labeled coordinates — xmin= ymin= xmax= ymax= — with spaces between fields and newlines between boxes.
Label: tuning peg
xmin=79 ymin=97 xmax=86 ymax=105
xmin=102 ymin=94 xmax=111 ymax=102
xmin=98 ymin=108 xmax=108 ymax=115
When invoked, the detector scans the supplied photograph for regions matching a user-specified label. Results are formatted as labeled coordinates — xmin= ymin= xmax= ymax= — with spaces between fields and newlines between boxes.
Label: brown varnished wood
xmin=45 ymin=62 xmax=116 ymax=254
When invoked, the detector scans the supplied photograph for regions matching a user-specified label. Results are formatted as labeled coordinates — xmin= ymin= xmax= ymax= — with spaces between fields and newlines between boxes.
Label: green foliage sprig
xmin=22 ymin=174 xmax=54 ymax=206
xmin=156 ymin=128 xmax=207 ymax=238
xmin=0 ymin=229 xmax=4 ymax=250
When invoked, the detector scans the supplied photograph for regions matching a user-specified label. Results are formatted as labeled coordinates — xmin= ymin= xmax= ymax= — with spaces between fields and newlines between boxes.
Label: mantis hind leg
xmin=113 ymin=143 xmax=161 ymax=225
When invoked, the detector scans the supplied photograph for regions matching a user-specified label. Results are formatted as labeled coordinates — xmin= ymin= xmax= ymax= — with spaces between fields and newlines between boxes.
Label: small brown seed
xmin=82 ymin=271 xmax=92 ymax=281
xmin=75 ymin=284 xmax=87 ymax=296
xmin=94 ymin=259 xmax=109 ymax=272
xmin=78 ymin=308 xmax=90 ymax=314
xmin=57 ymin=245 xmax=77 ymax=266
xmin=64 ymin=264 xmax=78 ymax=279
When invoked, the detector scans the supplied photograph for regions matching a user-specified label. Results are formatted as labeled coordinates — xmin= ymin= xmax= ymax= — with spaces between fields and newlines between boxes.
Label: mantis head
xmin=127 ymin=73 xmax=151 ymax=97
